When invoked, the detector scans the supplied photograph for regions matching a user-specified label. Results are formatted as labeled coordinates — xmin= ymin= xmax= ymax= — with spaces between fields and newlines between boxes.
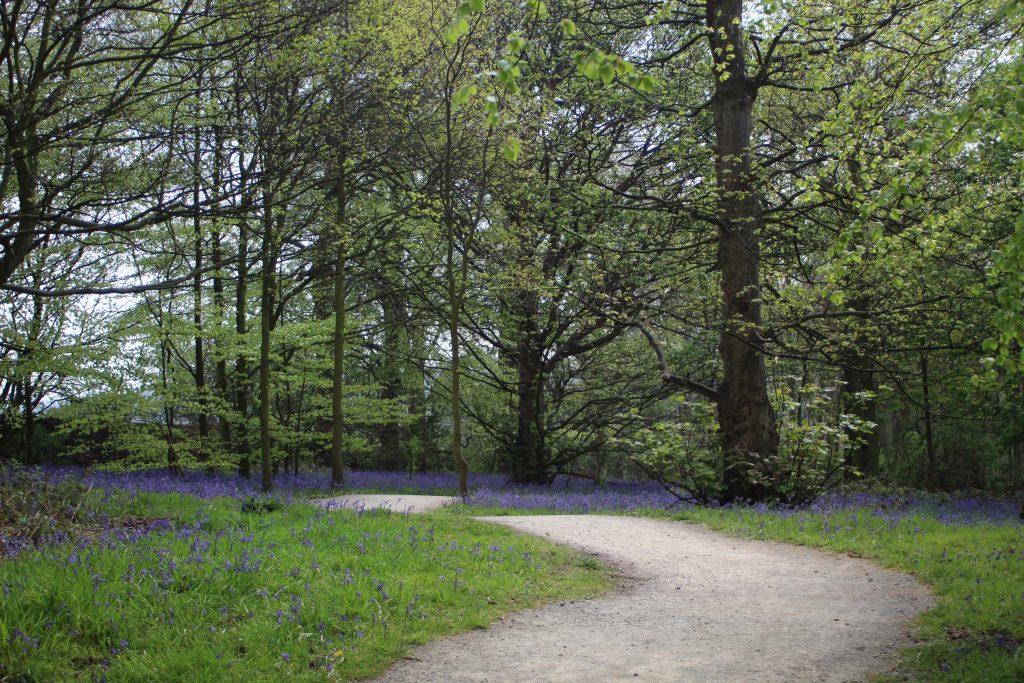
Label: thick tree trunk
xmin=20 ymin=291 xmax=44 ymax=466
xmin=510 ymin=292 xmax=549 ymax=484
xmin=0 ymin=128 xmax=39 ymax=288
xmin=707 ymin=0 xmax=779 ymax=502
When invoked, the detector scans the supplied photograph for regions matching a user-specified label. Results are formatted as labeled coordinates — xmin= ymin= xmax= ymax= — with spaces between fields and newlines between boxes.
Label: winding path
xmin=314 ymin=496 xmax=933 ymax=682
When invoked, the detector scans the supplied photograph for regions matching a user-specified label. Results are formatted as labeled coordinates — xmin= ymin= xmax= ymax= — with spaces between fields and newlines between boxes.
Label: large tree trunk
xmin=509 ymin=291 xmax=549 ymax=484
xmin=707 ymin=0 xmax=779 ymax=502
xmin=0 ymin=126 xmax=39 ymax=288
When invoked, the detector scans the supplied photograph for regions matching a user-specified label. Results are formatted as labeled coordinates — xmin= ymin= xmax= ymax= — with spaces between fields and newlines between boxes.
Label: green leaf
xmin=502 ymin=137 xmax=522 ymax=162
xmin=453 ymin=84 xmax=477 ymax=109
xmin=559 ymin=18 xmax=577 ymax=36
xmin=444 ymin=18 xmax=470 ymax=45
xmin=469 ymin=0 xmax=485 ymax=12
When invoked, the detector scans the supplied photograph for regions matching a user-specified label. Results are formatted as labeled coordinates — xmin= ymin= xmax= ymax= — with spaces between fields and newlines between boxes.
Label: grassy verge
xmin=0 ymin=491 xmax=611 ymax=681
xmin=655 ymin=505 xmax=1023 ymax=682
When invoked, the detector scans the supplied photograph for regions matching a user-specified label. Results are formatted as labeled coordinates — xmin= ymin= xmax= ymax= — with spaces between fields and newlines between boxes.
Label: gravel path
xmin=373 ymin=510 xmax=933 ymax=683
xmin=312 ymin=494 xmax=455 ymax=514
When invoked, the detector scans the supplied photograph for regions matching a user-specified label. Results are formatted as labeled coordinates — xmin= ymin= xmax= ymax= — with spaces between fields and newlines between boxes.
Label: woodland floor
xmin=313 ymin=495 xmax=933 ymax=682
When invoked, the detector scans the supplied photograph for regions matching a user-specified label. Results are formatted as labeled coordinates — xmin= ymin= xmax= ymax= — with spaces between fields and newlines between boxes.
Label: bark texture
xmin=707 ymin=0 xmax=780 ymax=502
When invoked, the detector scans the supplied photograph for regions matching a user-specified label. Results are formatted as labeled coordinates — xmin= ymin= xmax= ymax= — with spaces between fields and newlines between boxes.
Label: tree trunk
xmin=211 ymin=129 xmax=232 ymax=452
xmin=0 ymin=127 xmax=40 ymax=288
xmin=330 ymin=237 xmax=347 ymax=488
xmin=258 ymin=195 xmax=276 ymax=493
xmin=442 ymin=72 xmax=469 ymax=498
xmin=921 ymin=352 xmax=936 ymax=488
xmin=510 ymin=291 xmax=549 ymax=484
xmin=20 ymin=290 xmax=44 ymax=466
xmin=160 ymin=324 xmax=180 ymax=476
xmin=707 ymin=0 xmax=779 ymax=502
xmin=236 ymin=217 xmax=251 ymax=478
xmin=378 ymin=288 xmax=406 ymax=470
xmin=449 ymin=308 xmax=469 ymax=496
xmin=191 ymin=122 xmax=208 ymax=464
xmin=22 ymin=377 xmax=35 ymax=466
xmin=212 ymin=227 xmax=231 ymax=450
xmin=842 ymin=359 xmax=880 ymax=477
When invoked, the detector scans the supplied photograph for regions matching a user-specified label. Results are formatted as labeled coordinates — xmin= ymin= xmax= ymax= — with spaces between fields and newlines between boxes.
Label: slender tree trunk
xmin=212 ymin=227 xmax=231 ymax=449
xmin=159 ymin=319 xmax=180 ymax=475
xmin=22 ymin=377 xmax=34 ymax=466
xmin=211 ymin=129 xmax=231 ymax=452
xmin=409 ymin=325 xmax=430 ymax=472
xmin=921 ymin=352 xmax=936 ymax=488
xmin=330 ymin=233 xmax=347 ymax=488
xmin=236 ymin=216 xmax=251 ymax=478
xmin=449 ymin=300 xmax=468 ymax=496
xmin=442 ymin=76 xmax=469 ymax=497
xmin=707 ymin=0 xmax=779 ymax=502
xmin=190 ymin=113 xmax=210 ymax=463
xmin=258 ymin=195 xmax=276 ymax=493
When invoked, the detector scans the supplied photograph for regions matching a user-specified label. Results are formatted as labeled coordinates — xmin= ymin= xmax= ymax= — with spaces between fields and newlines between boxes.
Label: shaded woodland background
xmin=1 ymin=0 xmax=1022 ymax=500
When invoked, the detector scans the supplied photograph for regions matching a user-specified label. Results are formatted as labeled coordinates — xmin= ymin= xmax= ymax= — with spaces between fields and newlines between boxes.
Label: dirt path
xmin=369 ymin=510 xmax=933 ymax=682
xmin=312 ymin=494 xmax=454 ymax=514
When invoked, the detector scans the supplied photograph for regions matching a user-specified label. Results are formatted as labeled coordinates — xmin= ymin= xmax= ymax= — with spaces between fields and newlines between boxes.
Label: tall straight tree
xmin=705 ymin=0 xmax=778 ymax=501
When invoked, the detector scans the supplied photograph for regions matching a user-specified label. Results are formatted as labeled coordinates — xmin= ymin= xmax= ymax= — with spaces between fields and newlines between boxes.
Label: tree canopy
xmin=1 ymin=0 xmax=1022 ymax=500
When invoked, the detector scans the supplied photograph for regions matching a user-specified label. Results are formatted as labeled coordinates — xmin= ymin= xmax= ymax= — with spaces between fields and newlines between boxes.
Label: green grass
xmin=0 ymin=492 xmax=611 ymax=681
xmin=653 ymin=505 xmax=1024 ymax=682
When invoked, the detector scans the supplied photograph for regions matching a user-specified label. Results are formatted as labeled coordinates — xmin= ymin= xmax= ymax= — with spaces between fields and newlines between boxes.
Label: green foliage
xmin=749 ymin=382 xmax=868 ymax=504
xmin=48 ymin=393 xmax=167 ymax=466
xmin=618 ymin=398 xmax=722 ymax=504
xmin=240 ymin=496 xmax=284 ymax=513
